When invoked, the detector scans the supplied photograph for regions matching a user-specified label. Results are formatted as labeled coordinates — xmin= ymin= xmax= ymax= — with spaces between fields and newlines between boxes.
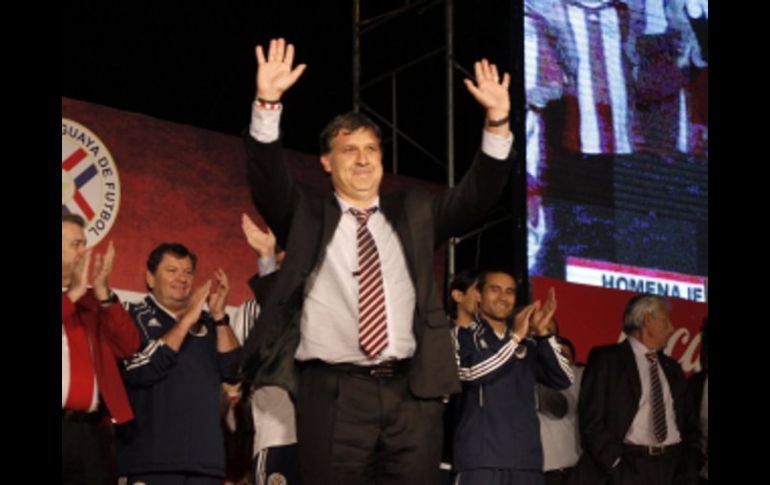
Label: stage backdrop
xmin=63 ymin=97 xmax=705 ymax=374
xmin=62 ymin=97 xmax=445 ymax=307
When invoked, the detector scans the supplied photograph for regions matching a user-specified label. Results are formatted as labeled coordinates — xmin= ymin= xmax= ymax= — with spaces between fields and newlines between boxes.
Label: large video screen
xmin=524 ymin=0 xmax=708 ymax=302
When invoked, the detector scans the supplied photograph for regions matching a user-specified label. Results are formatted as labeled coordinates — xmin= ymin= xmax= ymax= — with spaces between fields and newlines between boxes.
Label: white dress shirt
xmin=624 ymin=336 xmax=682 ymax=446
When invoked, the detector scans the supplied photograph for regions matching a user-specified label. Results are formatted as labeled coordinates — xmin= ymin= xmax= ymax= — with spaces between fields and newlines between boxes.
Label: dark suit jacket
xmin=239 ymin=133 xmax=514 ymax=400
xmin=575 ymin=339 xmax=698 ymax=484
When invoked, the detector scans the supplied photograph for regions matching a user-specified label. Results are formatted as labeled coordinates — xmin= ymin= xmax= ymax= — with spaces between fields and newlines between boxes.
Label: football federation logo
xmin=62 ymin=118 xmax=121 ymax=247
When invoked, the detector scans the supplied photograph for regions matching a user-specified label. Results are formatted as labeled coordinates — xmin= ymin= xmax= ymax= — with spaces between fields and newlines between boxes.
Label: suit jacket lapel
xmin=659 ymin=352 xmax=684 ymax=418
xmin=659 ymin=352 xmax=679 ymax=386
xmin=620 ymin=339 xmax=642 ymax=405
xmin=320 ymin=194 xmax=342 ymax=255
xmin=380 ymin=193 xmax=417 ymax=279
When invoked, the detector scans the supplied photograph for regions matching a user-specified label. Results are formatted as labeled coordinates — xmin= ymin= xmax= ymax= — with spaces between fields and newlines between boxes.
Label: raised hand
xmin=179 ymin=280 xmax=212 ymax=329
xmin=207 ymin=269 xmax=230 ymax=321
xmin=67 ymin=249 xmax=92 ymax=303
xmin=91 ymin=241 xmax=115 ymax=302
xmin=241 ymin=213 xmax=276 ymax=258
xmin=256 ymin=38 xmax=307 ymax=101
xmin=531 ymin=287 xmax=557 ymax=337
xmin=513 ymin=301 xmax=540 ymax=341
xmin=463 ymin=58 xmax=511 ymax=124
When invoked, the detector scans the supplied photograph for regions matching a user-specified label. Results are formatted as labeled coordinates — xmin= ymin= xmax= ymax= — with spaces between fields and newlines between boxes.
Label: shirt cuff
xmin=258 ymin=255 xmax=277 ymax=277
xmin=249 ymin=102 xmax=282 ymax=143
xmin=481 ymin=130 xmax=513 ymax=160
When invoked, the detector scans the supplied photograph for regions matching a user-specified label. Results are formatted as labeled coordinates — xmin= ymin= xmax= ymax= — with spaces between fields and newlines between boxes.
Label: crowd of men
xmin=62 ymin=37 xmax=708 ymax=485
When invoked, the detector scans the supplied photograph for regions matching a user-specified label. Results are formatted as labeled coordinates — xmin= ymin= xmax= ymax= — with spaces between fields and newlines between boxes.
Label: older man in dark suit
xmin=240 ymin=38 xmax=515 ymax=485
xmin=575 ymin=293 xmax=697 ymax=485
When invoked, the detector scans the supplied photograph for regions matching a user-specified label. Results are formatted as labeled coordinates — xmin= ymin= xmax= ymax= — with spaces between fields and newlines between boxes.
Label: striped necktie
xmin=350 ymin=207 xmax=388 ymax=358
xmin=646 ymin=351 xmax=668 ymax=443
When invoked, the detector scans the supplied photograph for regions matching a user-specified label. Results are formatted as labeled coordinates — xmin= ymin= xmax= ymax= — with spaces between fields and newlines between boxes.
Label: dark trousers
xmin=253 ymin=444 xmax=302 ymax=485
xmin=62 ymin=413 xmax=112 ymax=485
xmin=124 ymin=474 xmax=221 ymax=485
xmin=456 ymin=469 xmax=544 ymax=485
xmin=544 ymin=467 xmax=574 ymax=485
xmin=438 ymin=468 xmax=456 ymax=485
xmin=609 ymin=445 xmax=681 ymax=485
xmin=295 ymin=360 xmax=444 ymax=485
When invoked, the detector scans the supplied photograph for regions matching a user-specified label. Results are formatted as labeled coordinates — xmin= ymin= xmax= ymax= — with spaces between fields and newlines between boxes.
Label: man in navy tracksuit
xmin=116 ymin=243 xmax=242 ymax=485
xmin=452 ymin=270 xmax=573 ymax=485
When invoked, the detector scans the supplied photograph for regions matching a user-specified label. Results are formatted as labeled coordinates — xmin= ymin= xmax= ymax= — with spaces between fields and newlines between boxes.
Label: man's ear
xmin=146 ymin=270 xmax=155 ymax=291
xmin=641 ymin=312 xmax=652 ymax=328
xmin=320 ymin=155 xmax=332 ymax=173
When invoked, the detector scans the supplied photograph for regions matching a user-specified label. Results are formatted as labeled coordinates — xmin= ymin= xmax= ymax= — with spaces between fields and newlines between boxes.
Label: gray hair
xmin=622 ymin=294 xmax=671 ymax=335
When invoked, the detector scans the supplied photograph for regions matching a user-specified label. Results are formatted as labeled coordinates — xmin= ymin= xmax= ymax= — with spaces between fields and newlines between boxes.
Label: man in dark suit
xmin=575 ymin=293 xmax=697 ymax=485
xmin=240 ymin=38 xmax=515 ymax=485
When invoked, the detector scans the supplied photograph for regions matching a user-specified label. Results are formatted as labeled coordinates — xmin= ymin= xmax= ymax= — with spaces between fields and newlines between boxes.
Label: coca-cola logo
xmin=616 ymin=328 xmax=703 ymax=375
xmin=666 ymin=328 xmax=703 ymax=374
